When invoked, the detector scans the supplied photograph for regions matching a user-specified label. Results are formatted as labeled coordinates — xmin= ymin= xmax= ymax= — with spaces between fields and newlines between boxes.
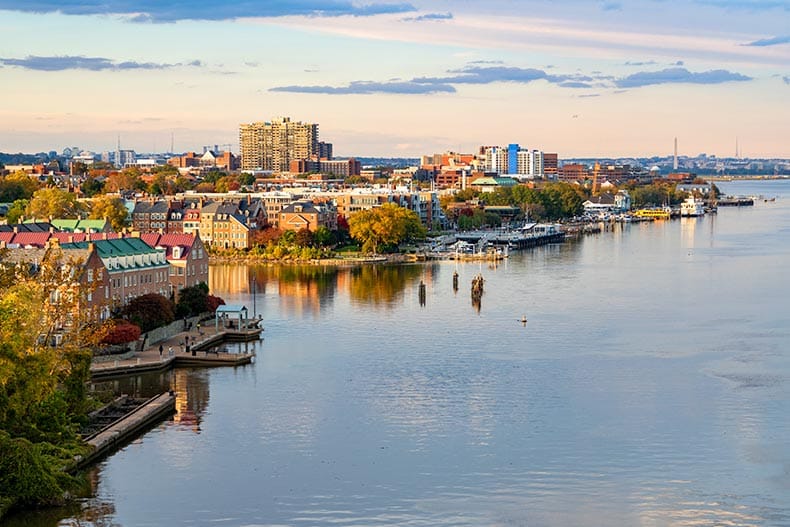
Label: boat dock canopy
xmin=215 ymin=304 xmax=249 ymax=329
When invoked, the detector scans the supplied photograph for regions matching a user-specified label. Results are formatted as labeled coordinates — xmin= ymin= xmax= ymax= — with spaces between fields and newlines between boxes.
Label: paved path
xmin=91 ymin=323 xmax=238 ymax=374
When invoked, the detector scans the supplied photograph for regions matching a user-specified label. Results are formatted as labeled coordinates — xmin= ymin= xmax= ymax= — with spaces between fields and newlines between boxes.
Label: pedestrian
xmin=168 ymin=345 xmax=173 ymax=357
xmin=159 ymin=344 xmax=163 ymax=358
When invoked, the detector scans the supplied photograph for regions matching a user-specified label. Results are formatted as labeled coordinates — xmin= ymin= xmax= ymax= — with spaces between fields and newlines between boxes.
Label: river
xmin=6 ymin=180 xmax=790 ymax=526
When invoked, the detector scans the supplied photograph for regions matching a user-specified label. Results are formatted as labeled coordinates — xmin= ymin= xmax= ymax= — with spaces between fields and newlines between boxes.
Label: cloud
xmin=743 ymin=35 xmax=790 ymax=46
xmin=784 ymin=76 xmax=790 ymax=84
xmin=0 ymin=1 xmax=417 ymax=21
xmin=624 ymin=61 xmax=657 ymax=66
xmin=270 ymin=80 xmax=456 ymax=94
xmin=616 ymin=67 xmax=751 ymax=87
xmin=578 ymin=93 xmax=601 ymax=97
xmin=271 ymin=64 xmax=753 ymax=96
xmin=600 ymin=2 xmax=622 ymax=11
xmin=697 ymin=0 xmax=790 ymax=11
xmin=0 ymin=55 xmax=201 ymax=71
xmin=402 ymin=12 xmax=452 ymax=21
xmin=673 ymin=60 xmax=685 ymax=65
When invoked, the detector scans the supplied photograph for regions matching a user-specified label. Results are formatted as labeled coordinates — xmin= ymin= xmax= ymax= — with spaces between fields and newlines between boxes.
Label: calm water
xmin=7 ymin=180 xmax=790 ymax=527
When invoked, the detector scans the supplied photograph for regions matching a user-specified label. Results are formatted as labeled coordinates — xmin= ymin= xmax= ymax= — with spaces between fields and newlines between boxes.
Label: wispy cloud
xmin=616 ymin=67 xmax=751 ymax=87
xmin=600 ymin=2 xmax=622 ymax=11
xmin=271 ymin=64 xmax=753 ymax=95
xmin=625 ymin=60 xmax=657 ymax=66
xmin=0 ymin=0 xmax=417 ymax=21
xmin=743 ymin=35 xmax=790 ymax=46
xmin=271 ymin=80 xmax=456 ymax=95
xmin=0 ymin=55 xmax=201 ymax=71
xmin=402 ymin=12 xmax=452 ymax=21
xmin=697 ymin=0 xmax=790 ymax=11
xmin=783 ymin=75 xmax=790 ymax=84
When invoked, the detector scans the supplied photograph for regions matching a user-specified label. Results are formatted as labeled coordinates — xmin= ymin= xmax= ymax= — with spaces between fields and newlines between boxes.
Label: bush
xmin=101 ymin=321 xmax=141 ymax=345
xmin=206 ymin=294 xmax=225 ymax=313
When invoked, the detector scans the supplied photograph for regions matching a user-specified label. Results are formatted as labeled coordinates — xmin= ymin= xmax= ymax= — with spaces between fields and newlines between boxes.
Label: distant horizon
xmin=2 ymin=144 xmax=786 ymax=163
xmin=1 ymin=1 xmax=788 ymax=159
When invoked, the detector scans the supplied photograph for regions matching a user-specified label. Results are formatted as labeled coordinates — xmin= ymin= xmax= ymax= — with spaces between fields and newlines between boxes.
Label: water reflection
xmin=172 ymin=369 xmax=210 ymax=433
xmin=347 ymin=264 xmax=422 ymax=307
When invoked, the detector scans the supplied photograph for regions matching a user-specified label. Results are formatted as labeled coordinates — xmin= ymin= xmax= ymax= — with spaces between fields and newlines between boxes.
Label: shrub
xmin=101 ymin=321 xmax=141 ymax=345
xmin=206 ymin=294 xmax=225 ymax=313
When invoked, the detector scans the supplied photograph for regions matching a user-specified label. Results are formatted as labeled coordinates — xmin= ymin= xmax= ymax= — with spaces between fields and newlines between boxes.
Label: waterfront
xmin=6 ymin=180 xmax=790 ymax=526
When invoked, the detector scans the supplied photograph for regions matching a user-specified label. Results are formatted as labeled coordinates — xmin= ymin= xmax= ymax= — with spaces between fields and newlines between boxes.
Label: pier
xmin=75 ymin=392 xmax=176 ymax=470
xmin=90 ymin=326 xmax=261 ymax=380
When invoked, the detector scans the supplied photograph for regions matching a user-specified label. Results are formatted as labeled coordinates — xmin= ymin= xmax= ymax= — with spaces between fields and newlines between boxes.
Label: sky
xmin=0 ymin=0 xmax=788 ymax=158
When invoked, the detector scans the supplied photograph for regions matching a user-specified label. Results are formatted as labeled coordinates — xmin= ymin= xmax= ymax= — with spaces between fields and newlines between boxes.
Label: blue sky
xmin=0 ymin=0 xmax=788 ymax=157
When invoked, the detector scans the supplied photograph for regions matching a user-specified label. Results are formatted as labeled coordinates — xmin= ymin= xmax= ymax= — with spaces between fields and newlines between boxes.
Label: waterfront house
xmin=141 ymin=233 xmax=209 ymax=294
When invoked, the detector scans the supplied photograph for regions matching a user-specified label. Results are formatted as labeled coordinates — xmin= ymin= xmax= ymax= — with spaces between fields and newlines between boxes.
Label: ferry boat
xmin=680 ymin=196 xmax=705 ymax=217
xmin=633 ymin=207 xmax=670 ymax=220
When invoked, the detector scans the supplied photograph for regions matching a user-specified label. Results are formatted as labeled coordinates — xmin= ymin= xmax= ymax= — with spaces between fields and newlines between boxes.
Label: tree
xmin=0 ymin=250 xmax=104 ymax=511
xmin=5 ymin=199 xmax=29 ymax=224
xmin=121 ymin=293 xmax=175 ymax=332
xmin=348 ymin=203 xmax=426 ymax=254
xmin=0 ymin=171 xmax=40 ymax=202
xmin=175 ymin=283 xmax=210 ymax=318
xmin=294 ymin=228 xmax=314 ymax=248
xmin=105 ymin=168 xmax=144 ymax=193
xmin=313 ymin=226 xmax=334 ymax=248
xmin=79 ymin=176 xmax=105 ymax=197
xmin=89 ymin=195 xmax=128 ymax=232
xmin=26 ymin=187 xmax=84 ymax=219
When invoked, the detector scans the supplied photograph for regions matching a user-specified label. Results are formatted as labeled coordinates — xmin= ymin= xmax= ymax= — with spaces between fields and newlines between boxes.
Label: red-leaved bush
xmin=102 ymin=321 xmax=142 ymax=345
xmin=206 ymin=294 xmax=225 ymax=313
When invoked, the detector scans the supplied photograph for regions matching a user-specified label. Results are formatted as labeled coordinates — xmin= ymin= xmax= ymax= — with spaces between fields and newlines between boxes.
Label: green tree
xmin=175 ymin=283 xmax=210 ymax=318
xmin=88 ymin=195 xmax=128 ymax=232
xmin=6 ymin=199 xmax=29 ymax=224
xmin=313 ymin=226 xmax=334 ymax=248
xmin=348 ymin=203 xmax=426 ymax=254
xmin=79 ymin=176 xmax=105 ymax=198
xmin=26 ymin=188 xmax=84 ymax=219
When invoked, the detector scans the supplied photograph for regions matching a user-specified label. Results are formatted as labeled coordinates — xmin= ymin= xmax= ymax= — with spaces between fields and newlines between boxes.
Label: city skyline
xmin=1 ymin=0 xmax=788 ymax=158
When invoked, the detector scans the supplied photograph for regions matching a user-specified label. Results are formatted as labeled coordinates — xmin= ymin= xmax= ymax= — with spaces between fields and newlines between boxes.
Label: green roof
xmin=52 ymin=219 xmax=108 ymax=232
xmin=61 ymin=237 xmax=162 ymax=258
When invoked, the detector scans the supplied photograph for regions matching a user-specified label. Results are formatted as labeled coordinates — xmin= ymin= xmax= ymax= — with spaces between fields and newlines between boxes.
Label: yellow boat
xmin=633 ymin=208 xmax=670 ymax=219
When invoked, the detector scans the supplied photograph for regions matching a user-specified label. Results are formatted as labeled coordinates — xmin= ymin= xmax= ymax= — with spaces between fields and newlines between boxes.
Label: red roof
xmin=10 ymin=232 xmax=51 ymax=248
xmin=141 ymin=233 xmax=197 ymax=260
xmin=0 ymin=232 xmax=14 ymax=245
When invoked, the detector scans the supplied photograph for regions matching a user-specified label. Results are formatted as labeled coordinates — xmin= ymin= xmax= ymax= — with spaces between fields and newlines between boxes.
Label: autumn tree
xmin=89 ymin=195 xmax=129 ymax=232
xmin=348 ymin=203 xmax=426 ymax=254
xmin=0 ymin=249 xmax=105 ymax=511
xmin=0 ymin=171 xmax=40 ymax=202
xmin=25 ymin=187 xmax=84 ymax=219
xmin=121 ymin=293 xmax=175 ymax=332
xmin=105 ymin=168 xmax=145 ymax=193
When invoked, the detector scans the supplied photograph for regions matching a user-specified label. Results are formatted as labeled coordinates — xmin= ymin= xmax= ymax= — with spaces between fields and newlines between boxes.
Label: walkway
xmin=90 ymin=323 xmax=261 ymax=380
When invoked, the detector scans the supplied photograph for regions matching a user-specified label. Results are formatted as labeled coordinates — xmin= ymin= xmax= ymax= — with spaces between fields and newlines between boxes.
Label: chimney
xmin=102 ymin=233 xmax=108 ymax=240
xmin=68 ymin=235 xmax=74 ymax=243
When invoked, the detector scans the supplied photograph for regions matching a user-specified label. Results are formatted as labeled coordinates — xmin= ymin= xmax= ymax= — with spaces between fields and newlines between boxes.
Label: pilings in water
xmin=419 ymin=280 xmax=426 ymax=306
xmin=471 ymin=274 xmax=484 ymax=312
xmin=452 ymin=271 xmax=459 ymax=293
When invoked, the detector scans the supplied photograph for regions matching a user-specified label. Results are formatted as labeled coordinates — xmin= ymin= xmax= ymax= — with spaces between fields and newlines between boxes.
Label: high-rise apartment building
xmin=239 ymin=117 xmax=319 ymax=172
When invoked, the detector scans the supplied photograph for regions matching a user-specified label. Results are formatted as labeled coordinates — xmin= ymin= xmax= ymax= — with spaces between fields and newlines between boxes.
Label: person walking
xmin=168 ymin=345 xmax=174 ymax=357
xmin=159 ymin=344 xmax=163 ymax=359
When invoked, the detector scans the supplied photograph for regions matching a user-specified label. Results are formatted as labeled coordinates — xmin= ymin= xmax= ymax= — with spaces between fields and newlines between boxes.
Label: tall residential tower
xmin=239 ymin=117 xmax=319 ymax=172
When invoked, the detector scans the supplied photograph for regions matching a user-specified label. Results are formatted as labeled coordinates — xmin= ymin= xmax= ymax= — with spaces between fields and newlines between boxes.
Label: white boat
xmin=680 ymin=196 xmax=705 ymax=217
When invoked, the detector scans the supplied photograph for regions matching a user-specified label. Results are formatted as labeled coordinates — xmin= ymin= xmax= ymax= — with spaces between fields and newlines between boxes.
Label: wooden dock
xmin=74 ymin=392 xmax=176 ymax=470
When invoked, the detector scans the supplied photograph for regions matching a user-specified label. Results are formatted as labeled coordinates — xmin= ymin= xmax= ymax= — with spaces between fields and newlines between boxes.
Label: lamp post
xmin=252 ymin=274 xmax=256 ymax=319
